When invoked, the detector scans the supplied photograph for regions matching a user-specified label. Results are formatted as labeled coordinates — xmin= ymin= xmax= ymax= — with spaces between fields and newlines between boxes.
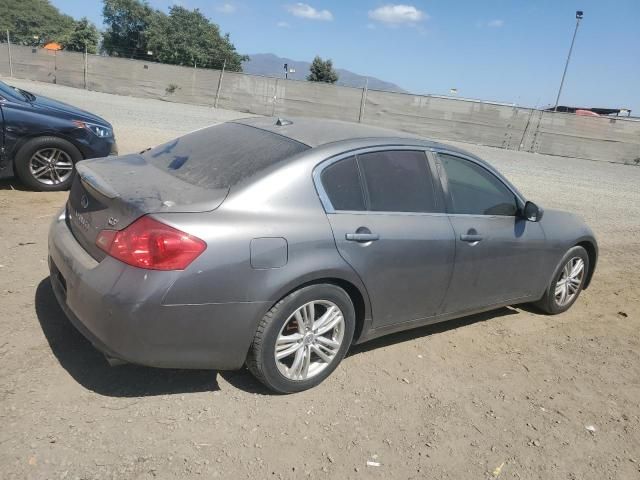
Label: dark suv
xmin=0 ymin=80 xmax=117 ymax=191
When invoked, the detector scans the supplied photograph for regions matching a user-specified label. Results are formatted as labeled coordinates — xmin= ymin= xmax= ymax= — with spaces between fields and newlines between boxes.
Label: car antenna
xmin=275 ymin=118 xmax=293 ymax=126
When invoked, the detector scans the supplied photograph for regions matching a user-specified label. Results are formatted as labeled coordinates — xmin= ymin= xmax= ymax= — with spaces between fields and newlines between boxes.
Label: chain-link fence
xmin=1 ymin=43 xmax=638 ymax=165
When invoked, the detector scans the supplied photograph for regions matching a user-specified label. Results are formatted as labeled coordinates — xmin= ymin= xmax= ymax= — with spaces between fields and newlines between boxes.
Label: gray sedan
xmin=48 ymin=117 xmax=597 ymax=393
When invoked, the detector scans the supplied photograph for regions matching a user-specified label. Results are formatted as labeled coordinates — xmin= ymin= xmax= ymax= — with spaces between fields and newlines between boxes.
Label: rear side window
xmin=438 ymin=153 xmax=517 ymax=216
xmin=358 ymin=150 xmax=436 ymax=213
xmin=144 ymin=123 xmax=309 ymax=189
xmin=321 ymin=156 xmax=365 ymax=211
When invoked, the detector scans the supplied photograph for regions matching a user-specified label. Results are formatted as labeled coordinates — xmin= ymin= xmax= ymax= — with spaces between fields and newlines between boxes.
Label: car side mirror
xmin=523 ymin=201 xmax=543 ymax=222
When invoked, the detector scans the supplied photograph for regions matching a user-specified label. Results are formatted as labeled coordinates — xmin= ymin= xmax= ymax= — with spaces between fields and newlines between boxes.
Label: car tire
xmin=14 ymin=136 xmax=82 ymax=191
xmin=246 ymin=284 xmax=356 ymax=394
xmin=534 ymin=246 xmax=589 ymax=315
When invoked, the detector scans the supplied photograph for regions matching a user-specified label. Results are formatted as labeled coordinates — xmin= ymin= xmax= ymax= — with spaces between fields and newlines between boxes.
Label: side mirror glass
xmin=523 ymin=201 xmax=543 ymax=222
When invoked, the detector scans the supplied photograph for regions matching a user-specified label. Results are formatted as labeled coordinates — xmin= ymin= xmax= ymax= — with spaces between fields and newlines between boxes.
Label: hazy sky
xmin=51 ymin=0 xmax=640 ymax=112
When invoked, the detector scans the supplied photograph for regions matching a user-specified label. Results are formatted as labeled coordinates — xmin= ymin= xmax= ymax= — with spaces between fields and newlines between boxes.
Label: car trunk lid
xmin=67 ymin=155 xmax=228 ymax=261
xmin=66 ymin=122 xmax=309 ymax=261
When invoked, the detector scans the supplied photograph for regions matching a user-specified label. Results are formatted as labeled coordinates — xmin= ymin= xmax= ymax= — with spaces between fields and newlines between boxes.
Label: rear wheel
xmin=246 ymin=284 xmax=355 ymax=393
xmin=15 ymin=136 xmax=82 ymax=191
xmin=534 ymin=246 xmax=589 ymax=314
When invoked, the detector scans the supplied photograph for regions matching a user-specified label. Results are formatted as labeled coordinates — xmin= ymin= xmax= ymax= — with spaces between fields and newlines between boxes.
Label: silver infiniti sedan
xmin=48 ymin=117 xmax=597 ymax=393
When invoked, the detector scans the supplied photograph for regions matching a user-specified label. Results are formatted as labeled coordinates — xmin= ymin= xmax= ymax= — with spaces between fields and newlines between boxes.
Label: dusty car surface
xmin=48 ymin=117 xmax=597 ymax=393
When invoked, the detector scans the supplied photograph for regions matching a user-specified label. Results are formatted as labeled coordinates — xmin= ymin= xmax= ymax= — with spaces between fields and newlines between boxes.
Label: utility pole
xmin=553 ymin=11 xmax=583 ymax=112
xmin=283 ymin=63 xmax=295 ymax=80
xmin=6 ymin=30 xmax=13 ymax=77
xmin=214 ymin=58 xmax=226 ymax=108
xmin=83 ymin=44 xmax=88 ymax=89
xmin=358 ymin=78 xmax=369 ymax=123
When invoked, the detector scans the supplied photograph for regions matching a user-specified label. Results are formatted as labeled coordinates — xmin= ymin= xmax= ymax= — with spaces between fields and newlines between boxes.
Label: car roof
xmin=232 ymin=116 xmax=451 ymax=150
xmin=228 ymin=116 xmax=511 ymax=191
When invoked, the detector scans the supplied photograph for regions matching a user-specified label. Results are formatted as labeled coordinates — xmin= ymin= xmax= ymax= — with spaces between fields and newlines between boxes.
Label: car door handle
xmin=460 ymin=234 xmax=483 ymax=243
xmin=346 ymin=233 xmax=379 ymax=242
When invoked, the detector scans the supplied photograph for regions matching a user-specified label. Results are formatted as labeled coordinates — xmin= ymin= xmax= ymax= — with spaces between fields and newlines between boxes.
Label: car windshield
xmin=142 ymin=122 xmax=309 ymax=189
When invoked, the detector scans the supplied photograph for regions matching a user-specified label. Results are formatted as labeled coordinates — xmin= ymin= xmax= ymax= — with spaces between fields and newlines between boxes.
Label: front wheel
xmin=534 ymin=246 xmax=589 ymax=314
xmin=246 ymin=284 xmax=355 ymax=393
xmin=14 ymin=136 xmax=82 ymax=191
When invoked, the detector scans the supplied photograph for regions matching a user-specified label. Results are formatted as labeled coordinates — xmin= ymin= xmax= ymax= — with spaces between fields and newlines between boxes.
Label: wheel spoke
xmin=558 ymin=284 xmax=568 ymax=305
xmin=289 ymin=347 xmax=305 ymax=378
xmin=315 ymin=335 xmax=340 ymax=350
xmin=294 ymin=310 xmax=305 ymax=333
xmin=311 ymin=344 xmax=333 ymax=364
xmin=567 ymin=277 xmax=581 ymax=291
xmin=276 ymin=342 xmax=303 ymax=360
xmin=275 ymin=333 xmax=303 ymax=360
xmin=277 ymin=333 xmax=303 ymax=345
xmin=301 ymin=346 xmax=311 ymax=378
xmin=570 ymin=259 xmax=584 ymax=278
xmin=313 ymin=306 xmax=342 ymax=334
xmin=315 ymin=311 xmax=343 ymax=336
xmin=32 ymin=165 xmax=49 ymax=178
xmin=51 ymin=167 xmax=61 ymax=183
xmin=306 ymin=303 xmax=315 ymax=327
xmin=31 ymin=153 xmax=49 ymax=166
xmin=55 ymin=161 xmax=73 ymax=170
xmin=290 ymin=346 xmax=311 ymax=379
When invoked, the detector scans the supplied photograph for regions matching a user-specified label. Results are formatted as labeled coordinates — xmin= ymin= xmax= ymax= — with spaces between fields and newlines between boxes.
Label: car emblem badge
xmin=108 ymin=217 xmax=119 ymax=227
xmin=80 ymin=194 xmax=89 ymax=209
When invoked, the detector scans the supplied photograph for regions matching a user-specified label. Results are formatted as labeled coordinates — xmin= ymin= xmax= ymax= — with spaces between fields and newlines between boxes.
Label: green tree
xmin=102 ymin=0 xmax=157 ymax=59
xmin=0 ymin=0 xmax=74 ymax=46
xmin=307 ymin=56 xmax=339 ymax=84
xmin=63 ymin=18 xmax=100 ymax=54
xmin=146 ymin=6 xmax=247 ymax=71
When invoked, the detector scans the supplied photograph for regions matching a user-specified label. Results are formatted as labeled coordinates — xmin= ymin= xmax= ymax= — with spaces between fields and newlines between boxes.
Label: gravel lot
xmin=1 ymin=78 xmax=639 ymax=480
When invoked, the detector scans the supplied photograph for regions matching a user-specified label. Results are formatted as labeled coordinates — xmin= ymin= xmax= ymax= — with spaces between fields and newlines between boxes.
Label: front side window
xmin=358 ymin=150 xmax=436 ymax=213
xmin=438 ymin=153 xmax=517 ymax=216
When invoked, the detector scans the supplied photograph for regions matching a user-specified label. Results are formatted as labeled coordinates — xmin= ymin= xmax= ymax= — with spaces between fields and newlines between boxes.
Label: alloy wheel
xmin=274 ymin=300 xmax=345 ymax=381
xmin=555 ymin=257 xmax=585 ymax=307
xmin=29 ymin=148 xmax=73 ymax=185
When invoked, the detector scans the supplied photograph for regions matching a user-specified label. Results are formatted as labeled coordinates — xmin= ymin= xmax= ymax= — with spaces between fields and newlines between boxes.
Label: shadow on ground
xmin=35 ymin=276 xmax=523 ymax=397
xmin=35 ymin=278 xmax=220 ymax=397
xmin=348 ymin=306 xmax=519 ymax=356
xmin=0 ymin=177 xmax=28 ymax=191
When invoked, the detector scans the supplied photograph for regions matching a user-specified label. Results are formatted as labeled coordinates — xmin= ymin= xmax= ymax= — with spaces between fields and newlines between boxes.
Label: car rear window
xmin=143 ymin=123 xmax=309 ymax=189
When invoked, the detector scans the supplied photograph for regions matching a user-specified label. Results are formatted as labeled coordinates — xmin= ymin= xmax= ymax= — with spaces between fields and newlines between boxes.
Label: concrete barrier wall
xmin=531 ymin=111 xmax=640 ymax=164
xmin=1 ymin=44 xmax=639 ymax=165
xmin=362 ymin=90 xmax=535 ymax=150
xmin=275 ymin=79 xmax=363 ymax=122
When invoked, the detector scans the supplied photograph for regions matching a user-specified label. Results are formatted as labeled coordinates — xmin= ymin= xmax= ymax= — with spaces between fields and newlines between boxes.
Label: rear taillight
xmin=96 ymin=216 xmax=206 ymax=271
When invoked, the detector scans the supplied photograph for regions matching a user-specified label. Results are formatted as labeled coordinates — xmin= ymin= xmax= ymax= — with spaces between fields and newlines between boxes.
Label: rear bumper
xmin=47 ymin=210 xmax=268 ymax=370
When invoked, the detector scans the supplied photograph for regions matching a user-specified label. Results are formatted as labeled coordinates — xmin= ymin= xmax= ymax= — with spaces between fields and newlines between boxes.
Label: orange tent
xmin=43 ymin=42 xmax=62 ymax=51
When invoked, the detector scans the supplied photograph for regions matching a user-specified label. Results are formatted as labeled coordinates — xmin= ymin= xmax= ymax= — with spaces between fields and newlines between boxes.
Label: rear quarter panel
xmin=158 ymin=155 xmax=370 ymax=314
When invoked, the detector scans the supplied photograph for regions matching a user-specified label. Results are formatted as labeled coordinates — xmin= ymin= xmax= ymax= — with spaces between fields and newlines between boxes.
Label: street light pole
xmin=553 ymin=11 xmax=583 ymax=112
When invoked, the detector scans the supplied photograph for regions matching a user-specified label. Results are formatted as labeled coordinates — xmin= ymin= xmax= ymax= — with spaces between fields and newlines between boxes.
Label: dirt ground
xmin=1 ymin=79 xmax=639 ymax=480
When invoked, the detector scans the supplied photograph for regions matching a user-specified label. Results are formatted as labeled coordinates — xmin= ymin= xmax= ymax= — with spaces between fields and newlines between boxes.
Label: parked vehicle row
xmin=46 ymin=116 xmax=597 ymax=393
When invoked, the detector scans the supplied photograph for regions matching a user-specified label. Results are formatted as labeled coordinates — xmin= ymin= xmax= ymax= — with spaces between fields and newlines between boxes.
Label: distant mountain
xmin=242 ymin=53 xmax=407 ymax=93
